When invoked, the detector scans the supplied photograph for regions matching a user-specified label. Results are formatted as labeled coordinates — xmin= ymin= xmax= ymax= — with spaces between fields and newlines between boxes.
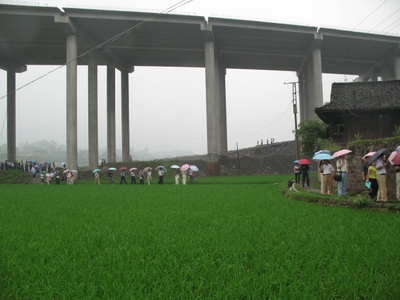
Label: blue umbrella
xmin=397 ymin=145 xmax=400 ymax=153
xmin=312 ymin=153 xmax=333 ymax=161
xmin=313 ymin=149 xmax=331 ymax=156
xmin=92 ymin=169 xmax=101 ymax=173
xmin=293 ymin=160 xmax=299 ymax=163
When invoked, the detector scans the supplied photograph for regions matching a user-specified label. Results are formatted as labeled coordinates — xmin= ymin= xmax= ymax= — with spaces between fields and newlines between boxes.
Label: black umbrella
xmin=367 ymin=148 xmax=389 ymax=166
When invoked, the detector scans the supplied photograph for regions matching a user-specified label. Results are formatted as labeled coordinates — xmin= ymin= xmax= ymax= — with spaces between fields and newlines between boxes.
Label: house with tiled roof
xmin=315 ymin=80 xmax=400 ymax=145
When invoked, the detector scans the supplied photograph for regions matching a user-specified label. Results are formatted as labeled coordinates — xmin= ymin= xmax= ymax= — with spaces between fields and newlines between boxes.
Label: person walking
xmin=147 ymin=169 xmax=152 ymax=185
xmin=300 ymin=164 xmax=310 ymax=188
xmin=157 ymin=168 xmax=164 ymax=184
xmin=130 ymin=169 xmax=136 ymax=185
xmin=294 ymin=162 xmax=301 ymax=183
xmin=139 ymin=170 xmax=144 ymax=185
xmin=188 ymin=168 xmax=194 ymax=184
xmin=336 ymin=155 xmax=349 ymax=196
xmin=175 ymin=169 xmax=180 ymax=185
xmin=320 ymin=160 xmax=335 ymax=195
xmin=395 ymin=163 xmax=400 ymax=201
xmin=375 ymin=154 xmax=388 ymax=202
xmin=182 ymin=169 xmax=187 ymax=185
xmin=94 ymin=171 xmax=100 ymax=185
xmin=366 ymin=163 xmax=378 ymax=199
xmin=108 ymin=170 xmax=114 ymax=185
xmin=120 ymin=169 xmax=127 ymax=184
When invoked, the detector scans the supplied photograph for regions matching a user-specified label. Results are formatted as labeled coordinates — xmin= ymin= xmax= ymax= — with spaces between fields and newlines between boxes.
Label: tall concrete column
xmin=66 ymin=34 xmax=78 ymax=170
xmin=312 ymin=47 xmax=323 ymax=112
xmin=395 ymin=55 xmax=400 ymax=80
xmin=88 ymin=52 xmax=99 ymax=170
xmin=203 ymin=28 xmax=218 ymax=164
xmin=306 ymin=59 xmax=314 ymax=121
xmin=218 ymin=65 xmax=227 ymax=156
xmin=121 ymin=70 xmax=130 ymax=162
xmin=7 ymin=69 xmax=16 ymax=162
xmin=107 ymin=65 xmax=116 ymax=163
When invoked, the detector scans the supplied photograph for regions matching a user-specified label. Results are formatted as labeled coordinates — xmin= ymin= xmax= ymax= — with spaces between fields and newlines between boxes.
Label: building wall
xmin=344 ymin=111 xmax=400 ymax=143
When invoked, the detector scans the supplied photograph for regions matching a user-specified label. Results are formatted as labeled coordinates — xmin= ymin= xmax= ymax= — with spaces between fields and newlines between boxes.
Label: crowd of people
xmin=293 ymin=147 xmax=400 ymax=202
xmin=102 ymin=166 xmax=197 ymax=186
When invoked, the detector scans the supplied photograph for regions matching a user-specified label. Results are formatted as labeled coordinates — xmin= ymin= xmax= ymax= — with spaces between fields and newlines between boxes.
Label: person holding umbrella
xmin=294 ymin=162 xmax=300 ymax=184
xmin=120 ymin=168 xmax=127 ymax=184
xmin=130 ymin=168 xmax=136 ymax=185
xmin=336 ymin=155 xmax=349 ymax=196
xmin=108 ymin=170 xmax=114 ymax=185
xmin=375 ymin=153 xmax=388 ymax=202
xmin=319 ymin=160 xmax=335 ymax=195
xmin=300 ymin=163 xmax=310 ymax=188
xmin=94 ymin=171 xmax=100 ymax=185
xmin=157 ymin=167 xmax=164 ymax=184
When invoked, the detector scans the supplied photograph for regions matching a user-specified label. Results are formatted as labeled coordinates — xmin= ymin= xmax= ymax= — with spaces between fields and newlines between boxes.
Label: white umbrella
xmin=108 ymin=167 xmax=117 ymax=171
xmin=189 ymin=165 xmax=199 ymax=172
xmin=170 ymin=165 xmax=180 ymax=169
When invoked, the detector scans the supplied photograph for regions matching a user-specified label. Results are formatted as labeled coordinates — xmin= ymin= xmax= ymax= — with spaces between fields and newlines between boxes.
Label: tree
xmin=296 ymin=120 xmax=328 ymax=155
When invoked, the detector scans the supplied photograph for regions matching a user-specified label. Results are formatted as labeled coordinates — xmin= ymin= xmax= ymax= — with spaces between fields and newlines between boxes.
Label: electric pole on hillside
xmin=284 ymin=81 xmax=300 ymax=160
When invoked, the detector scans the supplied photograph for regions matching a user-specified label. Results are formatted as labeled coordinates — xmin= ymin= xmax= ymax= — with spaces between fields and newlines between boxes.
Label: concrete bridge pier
xmin=107 ymin=65 xmax=116 ymax=163
xmin=202 ymin=24 xmax=228 ymax=175
xmin=88 ymin=52 xmax=99 ymax=170
xmin=66 ymin=34 xmax=78 ymax=171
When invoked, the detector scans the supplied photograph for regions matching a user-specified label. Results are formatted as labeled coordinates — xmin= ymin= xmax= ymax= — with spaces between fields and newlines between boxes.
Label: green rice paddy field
xmin=1 ymin=175 xmax=400 ymax=299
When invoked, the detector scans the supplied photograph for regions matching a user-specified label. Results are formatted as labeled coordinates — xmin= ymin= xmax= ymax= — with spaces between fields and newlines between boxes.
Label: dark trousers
xmin=120 ymin=176 xmax=127 ymax=184
xmin=369 ymin=178 xmax=378 ymax=198
xmin=158 ymin=176 xmax=163 ymax=184
xmin=131 ymin=176 xmax=136 ymax=184
xmin=302 ymin=173 xmax=310 ymax=187
xmin=295 ymin=173 xmax=301 ymax=183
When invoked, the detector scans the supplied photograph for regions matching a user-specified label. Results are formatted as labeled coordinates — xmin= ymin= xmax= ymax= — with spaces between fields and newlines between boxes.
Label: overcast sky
xmin=0 ymin=0 xmax=400 ymax=156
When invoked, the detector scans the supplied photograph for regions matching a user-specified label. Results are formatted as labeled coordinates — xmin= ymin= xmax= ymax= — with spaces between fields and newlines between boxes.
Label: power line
xmin=352 ymin=0 xmax=387 ymax=31
xmin=369 ymin=8 xmax=400 ymax=32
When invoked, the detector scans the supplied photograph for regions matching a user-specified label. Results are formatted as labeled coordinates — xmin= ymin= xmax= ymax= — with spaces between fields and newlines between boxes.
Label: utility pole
xmin=284 ymin=81 xmax=300 ymax=159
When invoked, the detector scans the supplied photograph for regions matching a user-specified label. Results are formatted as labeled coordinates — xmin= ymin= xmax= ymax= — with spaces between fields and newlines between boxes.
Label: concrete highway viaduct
xmin=1 ymin=4 xmax=400 ymax=173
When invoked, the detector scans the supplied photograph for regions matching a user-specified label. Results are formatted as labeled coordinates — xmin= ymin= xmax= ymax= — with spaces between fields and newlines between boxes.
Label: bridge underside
xmin=1 ymin=4 xmax=400 ymax=173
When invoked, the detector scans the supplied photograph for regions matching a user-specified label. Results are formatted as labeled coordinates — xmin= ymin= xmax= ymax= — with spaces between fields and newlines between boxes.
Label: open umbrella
xmin=181 ymin=164 xmax=190 ymax=171
xmin=190 ymin=165 xmax=199 ymax=172
xmin=293 ymin=160 xmax=299 ymax=164
xmin=367 ymin=148 xmax=389 ymax=166
xmin=170 ymin=165 xmax=180 ymax=169
xmin=92 ymin=169 xmax=101 ymax=173
xmin=332 ymin=149 xmax=352 ymax=159
xmin=297 ymin=159 xmax=311 ymax=165
xmin=397 ymin=145 xmax=400 ymax=153
xmin=389 ymin=151 xmax=400 ymax=165
xmin=312 ymin=153 xmax=333 ymax=161
xmin=314 ymin=150 xmax=331 ymax=156
xmin=156 ymin=165 xmax=167 ymax=173
xmin=108 ymin=167 xmax=117 ymax=171
xmin=143 ymin=167 xmax=152 ymax=172
xmin=362 ymin=151 xmax=375 ymax=161
xmin=119 ymin=166 xmax=127 ymax=171
xmin=129 ymin=167 xmax=137 ymax=172
xmin=63 ymin=169 xmax=70 ymax=173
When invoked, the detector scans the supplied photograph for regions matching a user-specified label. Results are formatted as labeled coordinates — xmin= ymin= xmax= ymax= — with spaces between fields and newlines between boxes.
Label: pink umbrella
xmin=389 ymin=151 xmax=400 ymax=165
xmin=129 ymin=167 xmax=137 ymax=172
xmin=181 ymin=164 xmax=190 ymax=171
xmin=332 ymin=149 xmax=352 ymax=159
xmin=63 ymin=169 xmax=70 ymax=173
xmin=362 ymin=151 xmax=375 ymax=161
